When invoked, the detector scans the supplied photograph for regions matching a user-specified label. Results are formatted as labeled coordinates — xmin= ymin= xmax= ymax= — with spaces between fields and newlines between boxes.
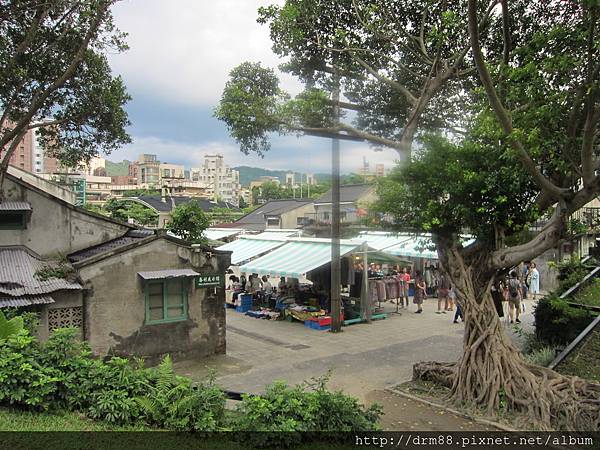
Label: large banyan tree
xmin=216 ymin=0 xmax=600 ymax=429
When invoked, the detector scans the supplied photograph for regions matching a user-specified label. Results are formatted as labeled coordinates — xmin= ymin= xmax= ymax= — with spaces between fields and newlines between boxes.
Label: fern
xmin=0 ymin=311 xmax=24 ymax=340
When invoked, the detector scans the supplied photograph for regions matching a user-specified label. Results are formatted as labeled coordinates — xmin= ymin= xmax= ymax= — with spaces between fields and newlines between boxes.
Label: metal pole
xmin=331 ymin=66 xmax=342 ymax=333
xmin=361 ymin=242 xmax=370 ymax=323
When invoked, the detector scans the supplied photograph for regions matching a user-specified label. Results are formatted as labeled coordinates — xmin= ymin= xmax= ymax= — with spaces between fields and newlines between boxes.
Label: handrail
xmin=548 ymin=314 xmax=600 ymax=370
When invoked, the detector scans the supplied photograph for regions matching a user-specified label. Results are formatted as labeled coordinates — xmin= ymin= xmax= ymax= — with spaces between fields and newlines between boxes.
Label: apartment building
xmin=190 ymin=154 xmax=240 ymax=206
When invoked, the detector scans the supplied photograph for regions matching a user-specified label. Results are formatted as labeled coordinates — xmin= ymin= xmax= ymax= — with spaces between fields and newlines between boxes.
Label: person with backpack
xmin=507 ymin=270 xmax=522 ymax=324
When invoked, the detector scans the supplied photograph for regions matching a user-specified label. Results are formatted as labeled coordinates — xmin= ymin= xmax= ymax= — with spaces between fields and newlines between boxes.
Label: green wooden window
xmin=144 ymin=278 xmax=188 ymax=324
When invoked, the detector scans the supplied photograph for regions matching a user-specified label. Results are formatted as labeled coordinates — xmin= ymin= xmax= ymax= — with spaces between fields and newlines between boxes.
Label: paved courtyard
xmin=174 ymin=298 xmax=535 ymax=403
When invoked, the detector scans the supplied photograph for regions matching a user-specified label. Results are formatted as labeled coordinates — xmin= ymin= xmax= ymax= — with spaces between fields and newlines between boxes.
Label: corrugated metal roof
xmin=68 ymin=230 xmax=152 ymax=263
xmin=0 ymin=201 xmax=31 ymax=211
xmin=0 ymin=248 xmax=81 ymax=297
xmin=137 ymin=269 xmax=199 ymax=280
xmin=0 ymin=295 xmax=55 ymax=308
xmin=314 ymin=184 xmax=374 ymax=204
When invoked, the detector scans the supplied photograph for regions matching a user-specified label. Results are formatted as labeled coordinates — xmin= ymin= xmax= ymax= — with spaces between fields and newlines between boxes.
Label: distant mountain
xmin=234 ymin=166 xmax=324 ymax=187
xmin=233 ymin=166 xmax=368 ymax=187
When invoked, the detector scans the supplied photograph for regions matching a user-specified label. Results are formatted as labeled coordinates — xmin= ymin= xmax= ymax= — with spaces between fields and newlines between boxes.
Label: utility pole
xmin=330 ymin=66 xmax=342 ymax=333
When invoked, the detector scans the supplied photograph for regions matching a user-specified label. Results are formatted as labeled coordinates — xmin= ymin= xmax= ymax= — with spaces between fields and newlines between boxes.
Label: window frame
xmin=0 ymin=211 xmax=27 ymax=230
xmin=144 ymin=278 xmax=188 ymax=324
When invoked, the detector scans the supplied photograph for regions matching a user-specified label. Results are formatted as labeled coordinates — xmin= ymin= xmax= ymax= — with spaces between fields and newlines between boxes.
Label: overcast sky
xmin=106 ymin=0 xmax=400 ymax=174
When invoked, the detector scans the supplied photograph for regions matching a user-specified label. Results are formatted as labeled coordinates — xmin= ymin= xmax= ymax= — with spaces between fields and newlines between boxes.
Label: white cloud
xmin=109 ymin=0 xmax=301 ymax=107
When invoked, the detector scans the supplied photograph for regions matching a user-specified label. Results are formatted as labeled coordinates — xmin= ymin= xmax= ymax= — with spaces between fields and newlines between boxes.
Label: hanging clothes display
xmin=350 ymin=270 xmax=363 ymax=298
xmin=384 ymin=277 xmax=398 ymax=300
xmin=375 ymin=279 xmax=387 ymax=301
xmin=368 ymin=280 xmax=379 ymax=306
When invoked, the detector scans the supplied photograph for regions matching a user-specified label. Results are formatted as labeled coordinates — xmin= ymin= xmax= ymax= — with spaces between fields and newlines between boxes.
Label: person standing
xmin=262 ymin=275 xmax=273 ymax=295
xmin=401 ymin=267 xmax=411 ymax=308
xmin=423 ymin=265 xmax=432 ymax=296
xmin=507 ymin=270 xmax=522 ymax=324
xmin=528 ymin=262 xmax=540 ymax=300
xmin=451 ymin=286 xmax=463 ymax=323
xmin=413 ymin=270 xmax=426 ymax=313
xmin=436 ymin=271 xmax=450 ymax=314
xmin=277 ymin=276 xmax=287 ymax=296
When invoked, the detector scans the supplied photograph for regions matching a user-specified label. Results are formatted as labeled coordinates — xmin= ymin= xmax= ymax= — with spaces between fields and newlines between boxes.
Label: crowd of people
xmin=363 ymin=260 xmax=540 ymax=326
xmin=227 ymin=260 xmax=541 ymax=326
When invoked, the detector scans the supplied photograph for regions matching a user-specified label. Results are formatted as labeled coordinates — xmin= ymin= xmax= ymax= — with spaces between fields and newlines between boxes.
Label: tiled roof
xmin=0 ymin=294 xmax=55 ymax=308
xmin=314 ymin=184 xmax=375 ymax=204
xmin=0 ymin=247 xmax=81 ymax=298
xmin=234 ymin=199 xmax=312 ymax=230
xmin=68 ymin=229 xmax=154 ymax=263
xmin=0 ymin=201 xmax=31 ymax=211
xmin=136 ymin=196 xmax=239 ymax=213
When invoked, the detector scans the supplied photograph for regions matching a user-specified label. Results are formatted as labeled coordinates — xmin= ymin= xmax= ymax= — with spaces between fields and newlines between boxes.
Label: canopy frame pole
xmin=330 ymin=64 xmax=342 ymax=333
xmin=361 ymin=242 xmax=371 ymax=323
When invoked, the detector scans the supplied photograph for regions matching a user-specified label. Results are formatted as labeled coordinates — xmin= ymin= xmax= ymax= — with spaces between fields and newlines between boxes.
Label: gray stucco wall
xmin=1 ymin=177 xmax=130 ymax=257
xmin=280 ymin=203 xmax=316 ymax=229
xmin=77 ymin=238 xmax=230 ymax=364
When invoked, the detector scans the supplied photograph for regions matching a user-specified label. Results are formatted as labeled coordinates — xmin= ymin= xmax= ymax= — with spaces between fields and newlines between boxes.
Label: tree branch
xmin=501 ymin=0 xmax=511 ymax=66
xmin=0 ymin=1 xmax=111 ymax=152
xmin=351 ymin=54 xmax=417 ymax=105
xmin=468 ymin=0 xmax=566 ymax=200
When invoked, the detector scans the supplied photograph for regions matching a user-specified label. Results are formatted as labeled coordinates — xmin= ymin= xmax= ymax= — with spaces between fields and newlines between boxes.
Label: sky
xmin=106 ymin=0 xmax=401 ymax=174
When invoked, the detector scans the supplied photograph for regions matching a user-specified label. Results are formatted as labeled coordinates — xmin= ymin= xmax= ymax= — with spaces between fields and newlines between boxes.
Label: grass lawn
xmin=556 ymin=328 xmax=600 ymax=382
xmin=0 ymin=408 xmax=355 ymax=449
xmin=0 ymin=407 xmax=149 ymax=431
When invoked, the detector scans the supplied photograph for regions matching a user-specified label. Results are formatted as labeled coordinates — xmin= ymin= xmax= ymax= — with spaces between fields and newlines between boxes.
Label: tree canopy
xmin=0 ymin=0 xmax=131 ymax=191
xmin=215 ymin=0 xmax=499 ymax=158
xmin=166 ymin=201 xmax=211 ymax=244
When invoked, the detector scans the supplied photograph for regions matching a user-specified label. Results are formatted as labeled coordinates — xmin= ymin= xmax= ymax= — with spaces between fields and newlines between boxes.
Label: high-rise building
xmin=375 ymin=163 xmax=385 ymax=177
xmin=0 ymin=126 xmax=34 ymax=172
xmin=285 ymin=172 xmax=295 ymax=187
xmin=137 ymin=154 xmax=160 ymax=185
xmin=190 ymin=154 xmax=240 ymax=206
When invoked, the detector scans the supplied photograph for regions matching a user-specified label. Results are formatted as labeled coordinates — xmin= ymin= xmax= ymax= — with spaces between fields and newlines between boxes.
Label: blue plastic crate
xmin=235 ymin=304 xmax=252 ymax=313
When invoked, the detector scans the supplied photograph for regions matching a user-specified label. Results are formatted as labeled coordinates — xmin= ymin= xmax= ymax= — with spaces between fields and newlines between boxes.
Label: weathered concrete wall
xmin=77 ymin=238 xmax=230 ymax=363
xmin=281 ymin=203 xmax=315 ymax=229
xmin=7 ymin=166 xmax=76 ymax=204
xmin=1 ymin=177 xmax=130 ymax=257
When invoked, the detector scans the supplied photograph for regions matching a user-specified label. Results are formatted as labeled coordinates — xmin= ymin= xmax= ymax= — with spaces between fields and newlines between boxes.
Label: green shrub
xmin=136 ymin=356 xmax=226 ymax=431
xmin=2 ymin=309 xmax=38 ymax=336
xmin=524 ymin=346 xmax=557 ymax=367
xmin=555 ymin=257 xmax=596 ymax=295
xmin=534 ymin=296 xmax=595 ymax=346
xmin=0 ymin=310 xmax=24 ymax=339
xmin=233 ymin=376 xmax=381 ymax=448
xmin=0 ymin=331 xmax=58 ymax=410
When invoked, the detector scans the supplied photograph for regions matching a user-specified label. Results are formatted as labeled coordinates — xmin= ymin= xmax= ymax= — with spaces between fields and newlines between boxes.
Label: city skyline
xmin=105 ymin=0 xmax=400 ymax=174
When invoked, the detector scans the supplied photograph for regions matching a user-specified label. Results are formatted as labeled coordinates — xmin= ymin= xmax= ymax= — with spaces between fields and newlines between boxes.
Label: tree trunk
xmin=414 ymin=239 xmax=600 ymax=430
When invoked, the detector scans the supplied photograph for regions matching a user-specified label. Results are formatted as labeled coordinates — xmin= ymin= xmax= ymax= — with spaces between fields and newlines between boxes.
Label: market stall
xmin=233 ymin=237 xmax=403 ymax=330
